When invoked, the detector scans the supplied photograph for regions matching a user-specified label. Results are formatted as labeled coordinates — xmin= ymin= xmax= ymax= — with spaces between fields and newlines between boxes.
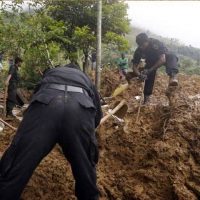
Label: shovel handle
xmin=3 ymin=85 xmax=8 ymax=117
xmin=0 ymin=118 xmax=17 ymax=131
xmin=136 ymin=81 xmax=145 ymax=123
xmin=100 ymin=100 xmax=126 ymax=125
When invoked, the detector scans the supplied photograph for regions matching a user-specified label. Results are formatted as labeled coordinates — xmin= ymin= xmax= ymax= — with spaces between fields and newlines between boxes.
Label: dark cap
xmin=136 ymin=33 xmax=148 ymax=46
xmin=15 ymin=57 xmax=23 ymax=64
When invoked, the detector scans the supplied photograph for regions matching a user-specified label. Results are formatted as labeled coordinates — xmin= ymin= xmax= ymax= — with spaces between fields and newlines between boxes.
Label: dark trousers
xmin=0 ymin=92 xmax=99 ymax=200
xmin=144 ymin=53 xmax=179 ymax=96
xmin=6 ymin=83 xmax=24 ymax=115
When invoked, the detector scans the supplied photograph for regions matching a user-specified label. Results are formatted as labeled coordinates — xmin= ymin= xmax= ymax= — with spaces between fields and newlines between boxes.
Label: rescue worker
xmin=5 ymin=57 xmax=24 ymax=116
xmin=117 ymin=53 xmax=129 ymax=80
xmin=91 ymin=52 xmax=96 ymax=71
xmin=0 ymin=63 xmax=102 ymax=200
xmin=132 ymin=33 xmax=179 ymax=104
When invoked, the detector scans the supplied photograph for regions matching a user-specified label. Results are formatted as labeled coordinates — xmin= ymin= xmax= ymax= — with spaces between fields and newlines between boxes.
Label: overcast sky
xmin=127 ymin=1 xmax=200 ymax=48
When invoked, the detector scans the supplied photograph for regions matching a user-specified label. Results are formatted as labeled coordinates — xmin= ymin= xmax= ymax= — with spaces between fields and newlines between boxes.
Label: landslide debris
xmin=0 ymin=70 xmax=200 ymax=200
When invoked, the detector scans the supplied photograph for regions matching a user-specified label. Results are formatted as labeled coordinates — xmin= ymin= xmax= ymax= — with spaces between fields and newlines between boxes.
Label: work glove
xmin=138 ymin=69 xmax=151 ymax=81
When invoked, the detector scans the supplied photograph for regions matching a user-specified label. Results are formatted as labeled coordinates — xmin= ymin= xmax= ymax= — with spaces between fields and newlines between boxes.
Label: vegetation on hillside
xmin=0 ymin=0 xmax=200 ymax=89
xmin=0 ymin=0 xmax=129 ymax=86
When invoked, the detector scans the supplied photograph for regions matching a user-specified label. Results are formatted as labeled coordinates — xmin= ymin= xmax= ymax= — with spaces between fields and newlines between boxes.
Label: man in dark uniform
xmin=132 ymin=33 xmax=179 ymax=104
xmin=91 ymin=52 xmax=96 ymax=71
xmin=0 ymin=63 xmax=102 ymax=200
xmin=0 ymin=52 xmax=3 ymax=70
xmin=5 ymin=57 xmax=24 ymax=116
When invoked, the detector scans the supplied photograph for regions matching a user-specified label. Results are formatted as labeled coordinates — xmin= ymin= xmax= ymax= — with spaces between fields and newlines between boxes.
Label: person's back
xmin=0 ymin=63 xmax=102 ymax=200
xmin=41 ymin=66 xmax=93 ymax=91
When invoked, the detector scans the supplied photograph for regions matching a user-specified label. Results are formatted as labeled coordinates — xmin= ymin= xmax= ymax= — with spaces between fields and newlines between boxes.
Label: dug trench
xmin=0 ymin=70 xmax=200 ymax=199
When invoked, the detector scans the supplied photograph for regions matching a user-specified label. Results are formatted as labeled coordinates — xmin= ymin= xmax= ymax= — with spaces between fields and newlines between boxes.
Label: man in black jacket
xmin=5 ymin=57 xmax=24 ymax=116
xmin=132 ymin=33 xmax=179 ymax=104
xmin=0 ymin=63 xmax=102 ymax=200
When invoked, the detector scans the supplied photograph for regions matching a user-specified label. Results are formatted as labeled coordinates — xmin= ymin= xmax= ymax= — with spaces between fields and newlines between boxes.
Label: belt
xmin=48 ymin=84 xmax=89 ymax=96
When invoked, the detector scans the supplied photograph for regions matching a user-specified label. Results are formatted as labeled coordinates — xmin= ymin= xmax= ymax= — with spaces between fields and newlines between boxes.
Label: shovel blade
xmin=112 ymin=83 xmax=128 ymax=97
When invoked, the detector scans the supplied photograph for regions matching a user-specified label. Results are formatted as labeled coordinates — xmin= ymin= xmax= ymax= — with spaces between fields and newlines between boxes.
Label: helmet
xmin=136 ymin=33 xmax=148 ymax=46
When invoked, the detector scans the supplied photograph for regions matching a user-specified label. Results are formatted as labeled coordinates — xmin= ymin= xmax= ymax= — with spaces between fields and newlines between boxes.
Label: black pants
xmin=144 ymin=53 xmax=179 ymax=96
xmin=6 ymin=83 xmax=24 ymax=115
xmin=0 ymin=92 xmax=99 ymax=200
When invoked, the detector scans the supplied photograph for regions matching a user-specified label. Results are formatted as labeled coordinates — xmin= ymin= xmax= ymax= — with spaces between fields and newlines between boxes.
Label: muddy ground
xmin=0 ymin=70 xmax=200 ymax=200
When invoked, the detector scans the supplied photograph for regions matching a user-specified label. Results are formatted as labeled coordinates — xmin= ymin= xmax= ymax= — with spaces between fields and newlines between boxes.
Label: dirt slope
xmin=0 ymin=70 xmax=200 ymax=200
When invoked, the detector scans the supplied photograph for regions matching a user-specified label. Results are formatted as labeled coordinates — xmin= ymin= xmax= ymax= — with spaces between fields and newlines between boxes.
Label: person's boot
xmin=169 ymin=74 xmax=178 ymax=86
xmin=143 ymin=95 xmax=151 ymax=105
xmin=6 ymin=111 xmax=15 ymax=120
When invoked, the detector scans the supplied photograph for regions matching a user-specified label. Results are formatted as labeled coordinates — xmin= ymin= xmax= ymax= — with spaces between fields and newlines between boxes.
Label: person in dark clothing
xmin=0 ymin=63 xmax=102 ymax=200
xmin=0 ymin=52 xmax=3 ymax=70
xmin=132 ymin=33 xmax=179 ymax=104
xmin=5 ymin=57 xmax=24 ymax=116
xmin=91 ymin=52 xmax=96 ymax=71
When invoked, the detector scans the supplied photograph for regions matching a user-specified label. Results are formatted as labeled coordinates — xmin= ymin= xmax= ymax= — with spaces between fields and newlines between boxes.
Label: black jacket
xmin=132 ymin=38 xmax=168 ymax=67
xmin=32 ymin=66 xmax=102 ymax=128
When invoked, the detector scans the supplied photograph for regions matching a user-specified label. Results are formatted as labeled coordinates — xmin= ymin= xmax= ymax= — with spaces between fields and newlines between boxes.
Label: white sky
xmin=127 ymin=1 xmax=200 ymax=48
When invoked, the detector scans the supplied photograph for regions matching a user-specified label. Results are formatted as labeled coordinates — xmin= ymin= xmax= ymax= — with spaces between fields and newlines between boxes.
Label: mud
xmin=0 ymin=70 xmax=200 ymax=199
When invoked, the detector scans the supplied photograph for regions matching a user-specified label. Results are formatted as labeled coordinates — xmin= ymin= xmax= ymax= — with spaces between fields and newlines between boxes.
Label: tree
xmin=73 ymin=26 xmax=96 ymax=72
xmin=44 ymin=0 xmax=130 ymax=71
xmin=0 ymin=2 xmax=68 ymax=86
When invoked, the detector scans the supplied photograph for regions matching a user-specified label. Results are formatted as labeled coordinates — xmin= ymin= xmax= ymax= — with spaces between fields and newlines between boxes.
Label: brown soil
xmin=1 ymin=70 xmax=200 ymax=200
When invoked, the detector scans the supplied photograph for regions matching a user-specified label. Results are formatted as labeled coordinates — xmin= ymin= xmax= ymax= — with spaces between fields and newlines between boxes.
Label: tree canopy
xmin=0 ymin=0 xmax=130 ymax=84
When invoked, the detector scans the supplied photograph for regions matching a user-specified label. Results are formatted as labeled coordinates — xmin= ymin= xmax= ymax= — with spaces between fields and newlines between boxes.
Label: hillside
xmin=1 ymin=70 xmax=200 ymax=199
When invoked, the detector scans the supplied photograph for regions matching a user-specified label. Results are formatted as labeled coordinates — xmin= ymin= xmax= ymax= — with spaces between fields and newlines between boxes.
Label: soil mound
xmin=0 ymin=70 xmax=200 ymax=199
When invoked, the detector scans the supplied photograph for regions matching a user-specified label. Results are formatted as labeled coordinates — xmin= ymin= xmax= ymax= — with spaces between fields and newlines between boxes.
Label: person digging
xmin=0 ymin=63 xmax=102 ymax=200
xmin=130 ymin=33 xmax=179 ymax=104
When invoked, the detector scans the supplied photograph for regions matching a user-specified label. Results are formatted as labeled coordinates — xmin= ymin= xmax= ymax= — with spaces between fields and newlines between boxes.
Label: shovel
xmin=111 ymin=72 xmax=138 ymax=97
xmin=112 ymin=83 xmax=129 ymax=97
xmin=100 ymin=100 xmax=128 ymax=125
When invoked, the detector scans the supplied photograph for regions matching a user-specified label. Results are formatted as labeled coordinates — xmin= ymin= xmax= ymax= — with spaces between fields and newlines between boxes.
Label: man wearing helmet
xmin=132 ymin=33 xmax=179 ymax=104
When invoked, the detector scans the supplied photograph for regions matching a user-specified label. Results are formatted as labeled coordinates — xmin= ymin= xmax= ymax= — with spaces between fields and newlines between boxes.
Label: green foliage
xmin=0 ymin=2 xmax=67 ymax=86
xmin=45 ymin=0 xmax=130 ymax=63
xmin=105 ymin=31 xmax=129 ymax=51
xmin=0 ymin=0 xmax=130 ymax=86
xmin=73 ymin=26 xmax=96 ymax=54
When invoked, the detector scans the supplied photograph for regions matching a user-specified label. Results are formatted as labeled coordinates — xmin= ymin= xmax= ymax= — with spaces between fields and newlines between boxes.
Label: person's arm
xmin=91 ymin=85 xmax=103 ymax=128
xmin=149 ymin=54 xmax=166 ymax=72
xmin=5 ymin=74 xmax=12 ymax=86
xmin=5 ymin=65 xmax=15 ymax=86
xmin=132 ymin=48 xmax=142 ymax=76
xmin=132 ymin=63 xmax=140 ymax=76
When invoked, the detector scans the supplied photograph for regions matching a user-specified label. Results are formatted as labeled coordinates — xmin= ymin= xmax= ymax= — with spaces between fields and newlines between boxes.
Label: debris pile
xmin=1 ymin=70 xmax=200 ymax=199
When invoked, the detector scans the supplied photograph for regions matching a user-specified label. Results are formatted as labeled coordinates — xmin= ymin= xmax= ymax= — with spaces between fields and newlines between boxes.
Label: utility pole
xmin=95 ymin=0 xmax=102 ymax=91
